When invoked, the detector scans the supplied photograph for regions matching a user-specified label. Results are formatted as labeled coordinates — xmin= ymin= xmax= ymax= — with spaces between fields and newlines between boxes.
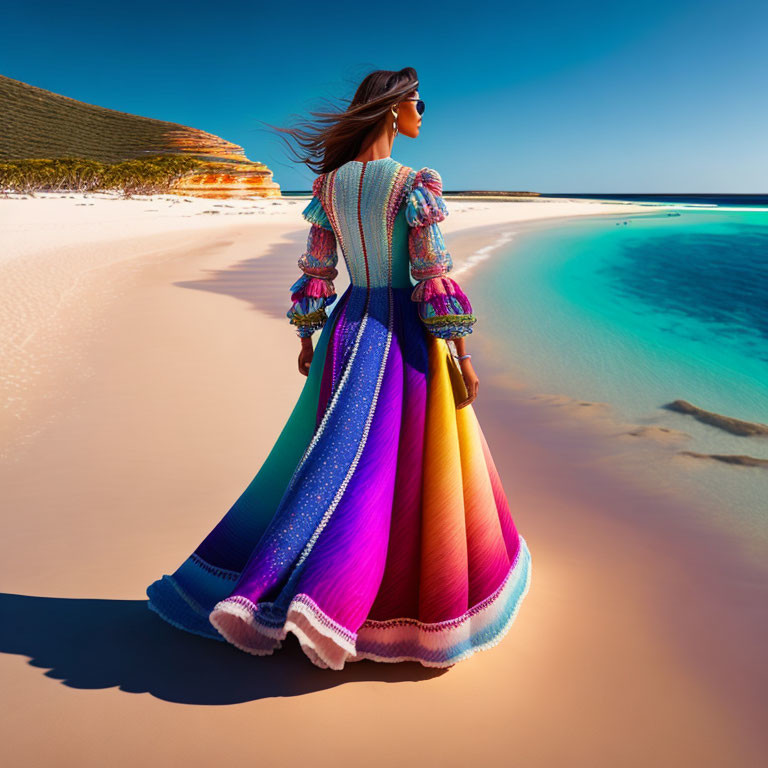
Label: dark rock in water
xmin=678 ymin=451 xmax=768 ymax=469
xmin=664 ymin=399 xmax=768 ymax=437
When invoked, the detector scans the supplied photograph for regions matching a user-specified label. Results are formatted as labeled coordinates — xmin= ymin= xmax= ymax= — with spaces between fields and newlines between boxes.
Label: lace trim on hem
xmin=351 ymin=557 xmax=530 ymax=668
xmin=208 ymin=536 xmax=531 ymax=671
xmin=209 ymin=592 xmax=357 ymax=670
xmin=351 ymin=538 xmax=532 ymax=668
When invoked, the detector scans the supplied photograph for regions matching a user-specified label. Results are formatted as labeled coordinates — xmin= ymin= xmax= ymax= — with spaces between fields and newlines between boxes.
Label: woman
xmin=146 ymin=67 xmax=531 ymax=670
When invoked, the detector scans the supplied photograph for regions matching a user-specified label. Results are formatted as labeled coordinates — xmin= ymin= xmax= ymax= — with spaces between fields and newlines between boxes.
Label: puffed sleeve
xmin=286 ymin=176 xmax=339 ymax=338
xmin=406 ymin=167 xmax=477 ymax=339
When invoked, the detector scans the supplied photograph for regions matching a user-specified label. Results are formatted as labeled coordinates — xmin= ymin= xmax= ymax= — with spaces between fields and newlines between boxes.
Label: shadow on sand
xmin=0 ymin=593 xmax=446 ymax=704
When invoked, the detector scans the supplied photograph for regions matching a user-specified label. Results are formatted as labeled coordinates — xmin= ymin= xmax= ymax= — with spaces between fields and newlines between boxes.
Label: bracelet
xmin=457 ymin=354 xmax=472 ymax=361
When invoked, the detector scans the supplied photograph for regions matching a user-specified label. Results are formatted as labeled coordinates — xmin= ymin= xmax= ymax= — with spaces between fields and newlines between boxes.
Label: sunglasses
xmin=403 ymin=98 xmax=425 ymax=115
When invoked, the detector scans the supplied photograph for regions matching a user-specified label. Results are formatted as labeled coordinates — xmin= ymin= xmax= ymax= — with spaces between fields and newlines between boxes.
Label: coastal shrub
xmin=0 ymin=154 xmax=202 ymax=197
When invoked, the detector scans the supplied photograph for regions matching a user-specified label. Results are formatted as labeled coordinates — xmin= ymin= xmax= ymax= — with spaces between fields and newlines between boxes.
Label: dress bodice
xmin=315 ymin=158 xmax=416 ymax=289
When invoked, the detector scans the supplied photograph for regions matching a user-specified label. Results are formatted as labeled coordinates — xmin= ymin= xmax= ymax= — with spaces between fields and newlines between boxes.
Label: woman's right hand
xmin=298 ymin=340 xmax=313 ymax=376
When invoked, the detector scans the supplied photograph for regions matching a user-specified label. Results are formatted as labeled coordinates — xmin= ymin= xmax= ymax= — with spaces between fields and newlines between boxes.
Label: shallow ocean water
xmin=471 ymin=207 xmax=768 ymax=541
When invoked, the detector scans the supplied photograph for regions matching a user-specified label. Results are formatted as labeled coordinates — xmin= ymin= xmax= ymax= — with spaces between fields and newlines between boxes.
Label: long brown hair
xmin=264 ymin=68 xmax=419 ymax=175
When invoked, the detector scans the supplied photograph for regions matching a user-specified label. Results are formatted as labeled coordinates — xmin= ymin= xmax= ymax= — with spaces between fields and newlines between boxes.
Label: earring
xmin=391 ymin=107 xmax=399 ymax=137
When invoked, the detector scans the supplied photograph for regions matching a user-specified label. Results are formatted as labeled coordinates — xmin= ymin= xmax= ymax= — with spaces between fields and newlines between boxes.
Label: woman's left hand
xmin=457 ymin=358 xmax=479 ymax=409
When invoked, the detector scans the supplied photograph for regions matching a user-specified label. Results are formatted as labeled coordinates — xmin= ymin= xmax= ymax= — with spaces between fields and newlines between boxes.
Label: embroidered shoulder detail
xmin=385 ymin=165 xmax=416 ymax=228
xmin=405 ymin=166 xmax=448 ymax=227
xmin=312 ymin=174 xmax=326 ymax=198
xmin=413 ymin=166 xmax=443 ymax=196
xmin=401 ymin=167 xmax=419 ymax=201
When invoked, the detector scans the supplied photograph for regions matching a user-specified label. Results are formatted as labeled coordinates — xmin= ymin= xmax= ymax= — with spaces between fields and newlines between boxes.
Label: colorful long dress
xmin=146 ymin=157 xmax=532 ymax=670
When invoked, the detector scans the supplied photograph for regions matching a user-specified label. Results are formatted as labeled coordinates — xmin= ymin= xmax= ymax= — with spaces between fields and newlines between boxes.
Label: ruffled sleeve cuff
xmin=287 ymin=245 xmax=337 ymax=337
xmin=405 ymin=167 xmax=477 ymax=339
xmin=287 ymin=258 xmax=335 ymax=337
xmin=411 ymin=275 xmax=477 ymax=339
xmin=286 ymin=299 xmax=329 ymax=337
xmin=288 ymin=176 xmax=338 ymax=337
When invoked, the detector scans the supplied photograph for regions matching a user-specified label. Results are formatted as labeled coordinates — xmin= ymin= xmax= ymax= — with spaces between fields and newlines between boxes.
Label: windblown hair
xmin=264 ymin=68 xmax=419 ymax=175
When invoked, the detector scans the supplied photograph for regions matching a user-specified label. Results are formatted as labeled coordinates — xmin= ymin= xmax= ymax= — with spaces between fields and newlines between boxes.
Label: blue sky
xmin=2 ymin=0 xmax=765 ymax=192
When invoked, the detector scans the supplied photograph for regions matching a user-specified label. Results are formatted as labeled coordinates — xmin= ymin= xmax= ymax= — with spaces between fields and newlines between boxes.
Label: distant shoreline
xmin=278 ymin=190 xmax=768 ymax=206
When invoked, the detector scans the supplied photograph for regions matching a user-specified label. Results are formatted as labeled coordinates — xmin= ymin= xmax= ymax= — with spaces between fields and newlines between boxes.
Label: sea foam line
xmin=452 ymin=229 xmax=517 ymax=278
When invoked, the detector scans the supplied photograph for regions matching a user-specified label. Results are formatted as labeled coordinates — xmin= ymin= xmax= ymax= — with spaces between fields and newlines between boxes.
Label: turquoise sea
xmin=470 ymin=206 xmax=768 ymax=540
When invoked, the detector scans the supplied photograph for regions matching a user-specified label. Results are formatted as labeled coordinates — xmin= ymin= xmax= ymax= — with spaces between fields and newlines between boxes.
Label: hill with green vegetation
xmin=0 ymin=74 xmax=280 ymax=197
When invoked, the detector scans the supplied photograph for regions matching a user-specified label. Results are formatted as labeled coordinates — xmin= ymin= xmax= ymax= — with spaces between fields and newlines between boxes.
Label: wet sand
xmin=0 ymin=192 xmax=765 ymax=767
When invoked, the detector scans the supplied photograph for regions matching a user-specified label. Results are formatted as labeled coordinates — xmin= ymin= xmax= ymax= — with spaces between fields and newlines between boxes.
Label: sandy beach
xmin=1 ymin=191 xmax=765 ymax=767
